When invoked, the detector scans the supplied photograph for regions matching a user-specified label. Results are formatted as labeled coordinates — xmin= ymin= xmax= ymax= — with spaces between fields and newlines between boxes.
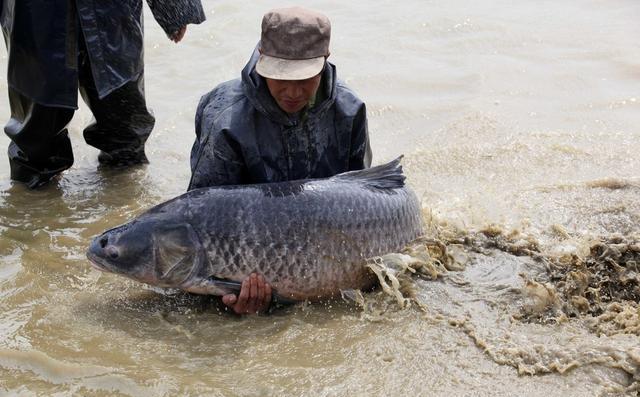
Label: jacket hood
xmin=241 ymin=46 xmax=337 ymax=126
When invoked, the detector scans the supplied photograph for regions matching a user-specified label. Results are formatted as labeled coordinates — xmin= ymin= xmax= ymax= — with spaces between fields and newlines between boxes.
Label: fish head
xmin=87 ymin=217 xmax=206 ymax=289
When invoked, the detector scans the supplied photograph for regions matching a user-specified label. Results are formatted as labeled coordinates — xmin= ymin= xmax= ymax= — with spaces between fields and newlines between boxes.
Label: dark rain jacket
xmin=0 ymin=0 xmax=205 ymax=109
xmin=188 ymin=49 xmax=372 ymax=190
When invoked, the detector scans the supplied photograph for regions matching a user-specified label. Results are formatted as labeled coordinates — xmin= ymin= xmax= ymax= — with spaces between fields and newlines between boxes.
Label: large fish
xmin=86 ymin=158 xmax=424 ymax=301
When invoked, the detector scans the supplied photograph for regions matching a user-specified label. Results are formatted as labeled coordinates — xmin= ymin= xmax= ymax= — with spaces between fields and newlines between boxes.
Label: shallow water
xmin=1 ymin=1 xmax=640 ymax=395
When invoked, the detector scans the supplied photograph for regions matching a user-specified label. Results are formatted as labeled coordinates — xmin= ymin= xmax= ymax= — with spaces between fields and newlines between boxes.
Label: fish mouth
xmin=86 ymin=249 xmax=160 ymax=286
xmin=86 ymin=251 xmax=112 ymax=273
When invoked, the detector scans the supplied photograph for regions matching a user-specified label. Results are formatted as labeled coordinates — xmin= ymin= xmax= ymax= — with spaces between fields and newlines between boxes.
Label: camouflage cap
xmin=256 ymin=7 xmax=331 ymax=80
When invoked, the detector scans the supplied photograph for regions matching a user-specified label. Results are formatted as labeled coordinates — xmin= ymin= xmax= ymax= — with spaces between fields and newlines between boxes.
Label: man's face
xmin=265 ymin=74 xmax=322 ymax=114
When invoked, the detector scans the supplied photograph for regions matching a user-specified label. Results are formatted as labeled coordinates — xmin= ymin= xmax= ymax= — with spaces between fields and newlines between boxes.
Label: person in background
xmin=188 ymin=7 xmax=372 ymax=314
xmin=0 ymin=0 xmax=206 ymax=188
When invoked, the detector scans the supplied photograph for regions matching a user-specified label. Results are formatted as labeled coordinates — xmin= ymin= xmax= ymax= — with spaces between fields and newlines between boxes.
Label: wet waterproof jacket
xmin=188 ymin=49 xmax=372 ymax=190
xmin=0 ymin=0 xmax=205 ymax=109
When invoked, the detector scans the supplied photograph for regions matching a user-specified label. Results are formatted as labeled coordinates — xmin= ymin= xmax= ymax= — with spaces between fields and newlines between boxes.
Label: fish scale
xmin=87 ymin=158 xmax=424 ymax=301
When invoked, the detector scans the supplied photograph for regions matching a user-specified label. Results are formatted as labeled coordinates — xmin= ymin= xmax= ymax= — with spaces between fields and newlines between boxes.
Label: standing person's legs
xmin=78 ymin=40 xmax=155 ymax=166
xmin=4 ymin=88 xmax=75 ymax=188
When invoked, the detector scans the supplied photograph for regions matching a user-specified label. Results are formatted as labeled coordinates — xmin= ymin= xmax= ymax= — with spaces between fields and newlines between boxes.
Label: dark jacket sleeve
xmin=146 ymin=0 xmax=206 ymax=36
xmin=349 ymin=102 xmax=373 ymax=170
xmin=188 ymin=93 xmax=247 ymax=190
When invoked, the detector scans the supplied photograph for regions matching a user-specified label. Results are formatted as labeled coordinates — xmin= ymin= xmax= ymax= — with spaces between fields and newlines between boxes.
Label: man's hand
xmin=222 ymin=273 xmax=272 ymax=314
xmin=170 ymin=26 xmax=187 ymax=43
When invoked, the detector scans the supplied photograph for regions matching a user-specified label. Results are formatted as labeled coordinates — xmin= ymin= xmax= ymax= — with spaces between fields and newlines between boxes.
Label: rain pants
xmin=188 ymin=49 xmax=372 ymax=190
xmin=1 ymin=0 xmax=206 ymax=188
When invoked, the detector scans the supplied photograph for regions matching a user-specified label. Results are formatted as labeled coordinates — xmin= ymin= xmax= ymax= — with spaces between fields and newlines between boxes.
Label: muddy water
xmin=1 ymin=1 xmax=640 ymax=395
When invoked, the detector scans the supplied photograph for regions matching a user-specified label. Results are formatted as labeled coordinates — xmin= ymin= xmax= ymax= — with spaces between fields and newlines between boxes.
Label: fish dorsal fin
xmin=333 ymin=156 xmax=406 ymax=189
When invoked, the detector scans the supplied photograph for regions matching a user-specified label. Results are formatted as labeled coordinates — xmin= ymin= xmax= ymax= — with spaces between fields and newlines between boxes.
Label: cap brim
xmin=256 ymin=54 xmax=325 ymax=80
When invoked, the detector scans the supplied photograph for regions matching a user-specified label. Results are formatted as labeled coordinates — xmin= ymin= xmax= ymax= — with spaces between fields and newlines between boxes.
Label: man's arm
xmin=146 ymin=0 xmax=206 ymax=42
xmin=349 ymin=103 xmax=373 ymax=170
xmin=188 ymin=93 xmax=247 ymax=190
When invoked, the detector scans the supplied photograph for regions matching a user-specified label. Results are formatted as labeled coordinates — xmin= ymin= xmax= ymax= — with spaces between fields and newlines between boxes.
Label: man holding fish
xmin=188 ymin=7 xmax=373 ymax=314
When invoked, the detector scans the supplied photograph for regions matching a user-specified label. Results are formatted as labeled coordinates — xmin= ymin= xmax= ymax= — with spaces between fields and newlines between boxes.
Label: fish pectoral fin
xmin=271 ymin=293 xmax=298 ymax=306
xmin=201 ymin=277 xmax=298 ymax=306
xmin=203 ymin=277 xmax=243 ymax=296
